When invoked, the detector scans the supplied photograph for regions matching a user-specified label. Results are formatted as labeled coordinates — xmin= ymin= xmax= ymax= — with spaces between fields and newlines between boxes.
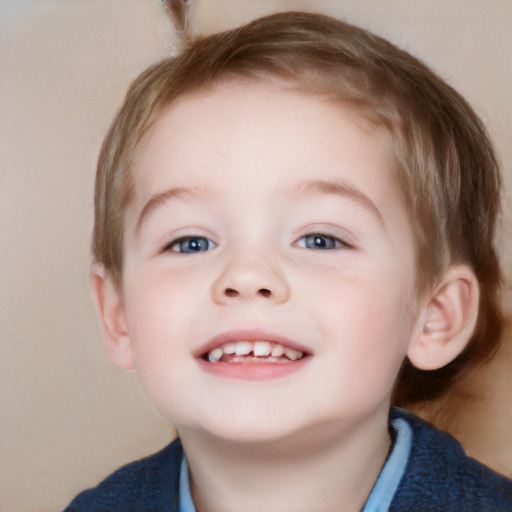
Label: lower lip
xmin=197 ymin=357 xmax=310 ymax=381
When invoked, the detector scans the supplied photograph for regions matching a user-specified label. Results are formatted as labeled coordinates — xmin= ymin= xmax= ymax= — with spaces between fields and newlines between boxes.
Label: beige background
xmin=0 ymin=1 xmax=510 ymax=510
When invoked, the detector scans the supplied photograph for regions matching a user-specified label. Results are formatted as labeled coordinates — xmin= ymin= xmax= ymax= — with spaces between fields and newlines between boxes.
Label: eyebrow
xmin=135 ymin=179 xmax=385 ymax=232
xmin=135 ymin=186 xmax=204 ymax=232
xmin=292 ymin=179 xmax=386 ymax=228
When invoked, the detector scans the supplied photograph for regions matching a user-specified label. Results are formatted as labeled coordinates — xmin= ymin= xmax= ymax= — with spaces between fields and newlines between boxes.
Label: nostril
xmin=224 ymin=288 xmax=239 ymax=298
xmin=222 ymin=287 xmax=273 ymax=299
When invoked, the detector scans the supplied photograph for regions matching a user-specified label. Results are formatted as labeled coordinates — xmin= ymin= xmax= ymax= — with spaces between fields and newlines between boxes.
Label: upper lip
xmin=193 ymin=328 xmax=312 ymax=358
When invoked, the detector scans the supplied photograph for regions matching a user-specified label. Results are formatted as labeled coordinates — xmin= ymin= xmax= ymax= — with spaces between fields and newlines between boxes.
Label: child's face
xmin=117 ymin=81 xmax=422 ymax=444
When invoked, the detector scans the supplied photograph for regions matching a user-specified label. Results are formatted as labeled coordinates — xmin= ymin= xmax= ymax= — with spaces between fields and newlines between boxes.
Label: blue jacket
xmin=64 ymin=409 xmax=512 ymax=511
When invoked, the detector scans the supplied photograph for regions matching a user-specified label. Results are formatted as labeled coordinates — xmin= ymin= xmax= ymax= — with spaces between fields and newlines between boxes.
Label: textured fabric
xmin=64 ymin=409 xmax=512 ymax=512
xmin=64 ymin=440 xmax=183 ymax=512
xmin=390 ymin=409 xmax=512 ymax=511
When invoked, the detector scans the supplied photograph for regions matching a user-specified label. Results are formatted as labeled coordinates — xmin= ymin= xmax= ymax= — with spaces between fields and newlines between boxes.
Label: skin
xmin=94 ymin=80 xmax=479 ymax=511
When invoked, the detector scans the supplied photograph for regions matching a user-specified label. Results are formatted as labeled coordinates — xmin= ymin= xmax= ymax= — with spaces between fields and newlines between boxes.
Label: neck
xmin=178 ymin=412 xmax=391 ymax=512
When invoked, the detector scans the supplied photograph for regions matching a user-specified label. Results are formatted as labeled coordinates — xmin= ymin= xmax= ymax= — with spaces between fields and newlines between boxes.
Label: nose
xmin=212 ymin=251 xmax=290 ymax=305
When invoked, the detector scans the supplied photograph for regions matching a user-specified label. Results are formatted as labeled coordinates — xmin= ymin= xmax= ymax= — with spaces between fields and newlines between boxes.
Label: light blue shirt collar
xmin=178 ymin=416 xmax=412 ymax=512
xmin=361 ymin=417 xmax=412 ymax=511
xmin=179 ymin=453 xmax=195 ymax=512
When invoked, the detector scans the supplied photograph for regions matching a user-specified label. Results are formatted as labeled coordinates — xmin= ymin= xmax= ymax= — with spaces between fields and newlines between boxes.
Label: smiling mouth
xmin=204 ymin=341 xmax=305 ymax=363
xmin=197 ymin=331 xmax=310 ymax=380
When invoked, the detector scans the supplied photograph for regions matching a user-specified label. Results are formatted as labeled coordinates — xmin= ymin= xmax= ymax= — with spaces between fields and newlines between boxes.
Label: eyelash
xmin=163 ymin=236 xmax=217 ymax=254
xmin=295 ymin=232 xmax=352 ymax=250
xmin=162 ymin=232 xmax=352 ymax=254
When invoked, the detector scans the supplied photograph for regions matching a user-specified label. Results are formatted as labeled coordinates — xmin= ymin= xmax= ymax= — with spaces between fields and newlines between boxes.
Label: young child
xmin=65 ymin=11 xmax=512 ymax=511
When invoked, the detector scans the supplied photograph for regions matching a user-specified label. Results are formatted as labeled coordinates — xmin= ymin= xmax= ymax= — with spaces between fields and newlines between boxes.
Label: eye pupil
xmin=171 ymin=236 xmax=212 ymax=253
xmin=314 ymin=236 xmax=327 ymax=248
xmin=304 ymin=234 xmax=337 ymax=250
xmin=184 ymin=237 xmax=207 ymax=252
xmin=188 ymin=239 xmax=200 ymax=251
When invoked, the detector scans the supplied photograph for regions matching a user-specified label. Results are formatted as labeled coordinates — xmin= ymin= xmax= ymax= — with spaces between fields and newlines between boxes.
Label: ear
xmin=90 ymin=264 xmax=135 ymax=370
xmin=407 ymin=265 xmax=480 ymax=371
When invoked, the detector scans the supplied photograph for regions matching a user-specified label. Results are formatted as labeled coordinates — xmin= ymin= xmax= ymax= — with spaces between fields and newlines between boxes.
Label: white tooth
xmin=284 ymin=348 xmax=303 ymax=361
xmin=235 ymin=341 xmax=253 ymax=356
xmin=222 ymin=342 xmax=236 ymax=355
xmin=208 ymin=348 xmax=223 ymax=362
xmin=271 ymin=344 xmax=285 ymax=357
xmin=253 ymin=341 xmax=271 ymax=357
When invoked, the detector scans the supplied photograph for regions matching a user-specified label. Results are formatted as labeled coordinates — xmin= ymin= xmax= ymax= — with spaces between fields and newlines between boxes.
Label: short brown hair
xmin=92 ymin=11 xmax=503 ymax=404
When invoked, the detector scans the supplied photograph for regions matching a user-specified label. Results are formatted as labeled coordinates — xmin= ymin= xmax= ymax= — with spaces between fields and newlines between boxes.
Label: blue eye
xmin=168 ymin=236 xmax=216 ymax=253
xmin=298 ymin=233 xmax=347 ymax=250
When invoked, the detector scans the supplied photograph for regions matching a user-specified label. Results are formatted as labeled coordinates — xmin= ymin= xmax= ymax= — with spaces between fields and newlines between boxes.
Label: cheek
xmin=308 ymin=267 xmax=416 ymax=367
xmin=126 ymin=264 xmax=205 ymax=316
xmin=122 ymin=271 xmax=194 ymax=361
xmin=120 ymin=272 xmax=199 ymax=419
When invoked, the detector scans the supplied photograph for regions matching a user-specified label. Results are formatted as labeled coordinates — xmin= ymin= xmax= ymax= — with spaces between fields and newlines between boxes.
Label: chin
xmin=178 ymin=410 xmax=305 ymax=446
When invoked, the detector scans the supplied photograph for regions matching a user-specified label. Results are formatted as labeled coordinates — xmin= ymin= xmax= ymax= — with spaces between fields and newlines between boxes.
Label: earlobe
xmin=90 ymin=264 xmax=135 ymax=371
xmin=407 ymin=265 xmax=480 ymax=371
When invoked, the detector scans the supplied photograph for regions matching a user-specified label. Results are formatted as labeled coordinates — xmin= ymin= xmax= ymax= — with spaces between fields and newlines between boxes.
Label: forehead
xmin=132 ymin=80 xmax=397 ymax=194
